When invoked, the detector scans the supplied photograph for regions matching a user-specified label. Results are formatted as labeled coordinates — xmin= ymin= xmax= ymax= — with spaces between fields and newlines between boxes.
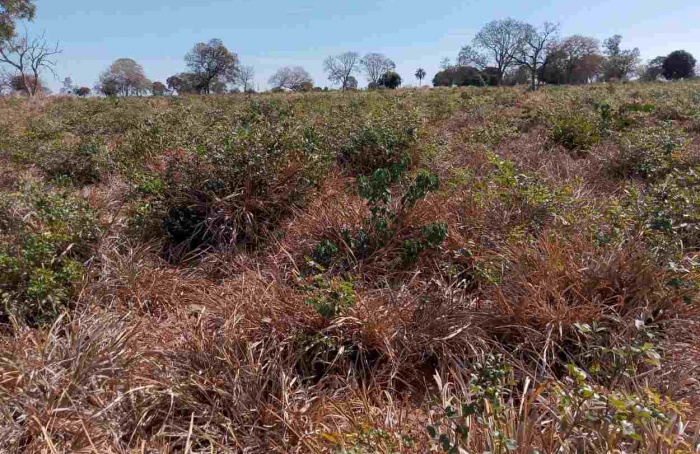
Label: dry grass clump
xmin=1 ymin=84 xmax=700 ymax=452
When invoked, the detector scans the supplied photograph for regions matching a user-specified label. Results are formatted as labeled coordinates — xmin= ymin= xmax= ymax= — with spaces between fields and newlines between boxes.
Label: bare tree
xmin=0 ymin=69 xmax=11 ymax=95
xmin=457 ymin=45 xmax=487 ymax=69
xmin=0 ymin=30 xmax=60 ymax=97
xmin=513 ymin=22 xmax=559 ymax=90
xmin=360 ymin=53 xmax=395 ymax=84
xmin=238 ymin=65 xmax=254 ymax=92
xmin=324 ymin=51 xmax=360 ymax=90
xmin=473 ymin=18 xmax=529 ymax=85
xmin=440 ymin=57 xmax=452 ymax=70
xmin=268 ymin=66 xmax=312 ymax=91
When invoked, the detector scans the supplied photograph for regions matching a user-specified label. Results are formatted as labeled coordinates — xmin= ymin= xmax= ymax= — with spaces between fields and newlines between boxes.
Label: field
xmin=1 ymin=83 xmax=700 ymax=453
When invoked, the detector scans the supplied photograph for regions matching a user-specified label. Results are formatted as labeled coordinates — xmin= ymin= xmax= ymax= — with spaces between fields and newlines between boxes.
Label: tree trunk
xmin=22 ymin=73 xmax=34 ymax=97
xmin=530 ymin=69 xmax=537 ymax=91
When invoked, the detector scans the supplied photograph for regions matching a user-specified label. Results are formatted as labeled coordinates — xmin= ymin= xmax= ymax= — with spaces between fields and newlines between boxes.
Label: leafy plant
xmin=0 ymin=185 xmax=99 ymax=324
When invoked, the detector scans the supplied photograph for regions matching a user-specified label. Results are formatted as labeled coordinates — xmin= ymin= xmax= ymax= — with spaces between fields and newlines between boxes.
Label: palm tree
xmin=415 ymin=68 xmax=426 ymax=87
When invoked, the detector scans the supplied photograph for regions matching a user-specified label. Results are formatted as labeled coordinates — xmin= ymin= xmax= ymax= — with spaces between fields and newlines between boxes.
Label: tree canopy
xmin=361 ymin=53 xmax=395 ymax=84
xmin=269 ymin=66 xmax=313 ymax=91
xmin=97 ymin=58 xmax=150 ymax=96
xmin=324 ymin=52 xmax=360 ymax=90
xmin=0 ymin=0 xmax=35 ymax=40
xmin=184 ymin=38 xmax=238 ymax=94
xmin=602 ymin=35 xmax=640 ymax=81
xmin=378 ymin=71 xmax=401 ymax=89
xmin=662 ymin=50 xmax=696 ymax=80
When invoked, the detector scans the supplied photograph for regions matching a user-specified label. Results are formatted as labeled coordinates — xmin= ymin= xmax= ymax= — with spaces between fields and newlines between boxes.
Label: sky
xmin=18 ymin=0 xmax=700 ymax=92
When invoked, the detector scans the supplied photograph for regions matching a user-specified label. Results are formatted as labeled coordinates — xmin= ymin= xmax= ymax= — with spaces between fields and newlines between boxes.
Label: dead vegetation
xmin=0 ymin=85 xmax=699 ymax=453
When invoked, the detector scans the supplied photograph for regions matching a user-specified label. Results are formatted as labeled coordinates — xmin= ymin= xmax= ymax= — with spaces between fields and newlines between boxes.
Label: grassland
xmin=1 ymin=83 xmax=699 ymax=453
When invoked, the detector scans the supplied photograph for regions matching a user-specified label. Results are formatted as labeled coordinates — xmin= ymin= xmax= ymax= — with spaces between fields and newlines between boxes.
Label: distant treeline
xmin=0 ymin=2 xmax=697 ymax=97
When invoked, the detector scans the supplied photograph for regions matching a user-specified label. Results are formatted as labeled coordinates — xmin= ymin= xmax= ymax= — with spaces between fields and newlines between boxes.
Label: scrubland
xmin=1 ymin=83 xmax=699 ymax=453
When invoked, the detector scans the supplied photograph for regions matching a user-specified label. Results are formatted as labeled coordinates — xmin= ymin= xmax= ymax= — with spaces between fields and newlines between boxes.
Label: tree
xmin=0 ymin=0 xmax=35 ymax=41
xmin=152 ymin=81 xmax=167 ymax=96
xmin=184 ymin=38 xmax=239 ymax=94
xmin=298 ymin=81 xmax=314 ymax=92
xmin=457 ymin=45 xmax=487 ymax=69
xmin=324 ymin=51 xmax=360 ymax=90
xmin=415 ymin=68 xmax=426 ymax=87
xmin=439 ymin=57 xmax=452 ymax=70
xmin=602 ymin=35 xmax=640 ymax=81
xmin=96 ymin=58 xmax=150 ymax=96
xmin=639 ymin=56 xmax=665 ymax=82
xmin=378 ymin=71 xmax=401 ymax=89
xmin=662 ymin=50 xmax=696 ymax=80
xmin=433 ymin=66 xmax=487 ymax=87
xmin=503 ymin=65 xmax=530 ymax=86
xmin=346 ymin=75 xmax=358 ymax=90
xmin=166 ymin=73 xmax=206 ymax=95
xmin=268 ymin=66 xmax=313 ymax=91
xmin=0 ymin=30 xmax=60 ymax=97
xmin=512 ymin=22 xmax=558 ymax=90
xmin=10 ymin=73 xmax=43 ymax=94
xmin=166 ymin=75 xmax=182 ymax=94
xmin=473 ymin=18 xmax=529 ymax=85
xmin=238 ymin=65 xmax=254 ymax=92
xmin=360 ymin=53 xmax=395 ymax=84
xmin=74 ymin=86 xmax=90 ymax=97
xmin=539 ymin=35 xmax=602 ymax=85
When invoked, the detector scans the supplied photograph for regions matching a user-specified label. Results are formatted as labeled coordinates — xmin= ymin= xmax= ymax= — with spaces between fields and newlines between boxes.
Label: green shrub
xmin=0 ymin=186 xmax=99 ymax=324
xmin=611 ymin=124 xmax=688 ymax=180
xmin=548 ymin=111 xmax=600 ymax=151
xmin=339 ymin=108 xmax=421 ymax=176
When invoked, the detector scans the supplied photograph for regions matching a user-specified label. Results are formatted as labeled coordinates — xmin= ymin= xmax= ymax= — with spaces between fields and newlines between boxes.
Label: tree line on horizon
xmin=0 ymin=1 xmax=697 ymax=98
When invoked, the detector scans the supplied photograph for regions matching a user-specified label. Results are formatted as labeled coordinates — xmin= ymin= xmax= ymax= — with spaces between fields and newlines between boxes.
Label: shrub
xmin=0 ymin=185 xmax=99 ymax=324
xmin=145 ymin=99 xmax=332 ymax=259
xmin=339 ymin=108 xmax=422 ymax=176
xmin=611 ymin=124 xmax=688 ymax=179
xmin=548 ymin=110 xmax=600 ymax=151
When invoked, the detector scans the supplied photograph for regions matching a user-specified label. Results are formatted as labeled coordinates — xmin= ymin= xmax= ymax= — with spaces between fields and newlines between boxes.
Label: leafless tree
xmin=473 ymin=18 xmax=529 ymax=85
xmin=0 ymin=68 xmax=12 ymax=95
xmin=513 ymin=22 xmax=559 ymax=90
xmin=238 ymin=65 xmax=255 ymax=92
xmin=360 ymin=53 xmax=395 ymax=84
xmin=0 ymin=30 xmax=60 ymax=97
xmin=457 ymin=45 xmax=487 ymax=69
xmin=324 ymin=51 xmax=360 ymax=90
xmin=268 ymin=66 xmax=312 ymax=91
xmin=440 ymin=57 xmax=452 ymax=70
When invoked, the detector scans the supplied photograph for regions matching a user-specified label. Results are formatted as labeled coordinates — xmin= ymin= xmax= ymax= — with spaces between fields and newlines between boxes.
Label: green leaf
xmin=427 ymin=425 xmax=437 ymax=438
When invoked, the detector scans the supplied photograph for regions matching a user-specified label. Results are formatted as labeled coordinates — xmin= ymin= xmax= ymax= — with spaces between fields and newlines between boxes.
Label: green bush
xmin=548 ymin=111 xmax=601 ymax=151
xmin=0 ymin=185 xmax=99 ymax=324
xmin=339 ymin=108 xmax=421 ymax=176
xmin=611 ymin=124 xmax=688 ymax=180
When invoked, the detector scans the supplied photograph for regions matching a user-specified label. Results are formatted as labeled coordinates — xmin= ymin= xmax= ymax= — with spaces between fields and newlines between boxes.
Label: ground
xmin=0 ymin=84 xmax=699 ymax=453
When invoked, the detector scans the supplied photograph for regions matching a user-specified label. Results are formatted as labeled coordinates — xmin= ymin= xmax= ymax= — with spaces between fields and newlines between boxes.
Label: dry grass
xmin=1 ymin=85 xmax=699 ymax=453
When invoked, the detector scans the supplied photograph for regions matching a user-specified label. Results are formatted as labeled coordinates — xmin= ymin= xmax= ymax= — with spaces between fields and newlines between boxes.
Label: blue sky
xmin=20 ymin=0 xmax=700 ymax=91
